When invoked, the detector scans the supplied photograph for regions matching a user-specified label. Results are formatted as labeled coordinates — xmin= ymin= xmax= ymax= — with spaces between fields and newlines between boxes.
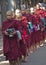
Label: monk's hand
xmin=11 ymin=31 xmax=16 ymax=35
xmin=4 ymin=31 xmax=9 ymax=35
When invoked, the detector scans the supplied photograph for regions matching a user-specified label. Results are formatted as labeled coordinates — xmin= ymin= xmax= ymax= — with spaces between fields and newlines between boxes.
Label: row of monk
xmin=2 ymin=4 xmax=46 ymax=65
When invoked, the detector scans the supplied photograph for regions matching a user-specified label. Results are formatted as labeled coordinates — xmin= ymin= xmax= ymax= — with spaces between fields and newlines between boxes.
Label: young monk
xmin=21 ymin=9 xmax=26 ymax=16
xmin=22 ymin=8 xmax=35 ymax=53
xmin=22 ymin=8 xmax=31 ymax=54
xmin=35 ymin=4 xmax=45 ymax=46
xmin=2 ymin=11 xmax=21 ymax=65
xmin=29 ymin=7 xmax=37 ymax=52
xmin=33 ymin=13 xmax=44 ymax=47
xmin=15 ymin=9 xmax=28 ymax=62
xmin=35 ymin=4 xmax=45 ymax=16
xmin=39 ymin=11 xmax=46 ymax=43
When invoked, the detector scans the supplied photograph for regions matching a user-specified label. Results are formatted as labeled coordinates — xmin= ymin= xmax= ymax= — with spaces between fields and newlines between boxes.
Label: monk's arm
xmin=2 ymin=23 xmax=8 ymax=35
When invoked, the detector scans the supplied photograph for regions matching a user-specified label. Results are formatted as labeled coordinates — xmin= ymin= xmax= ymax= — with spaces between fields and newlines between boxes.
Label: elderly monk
xmin=15 ymin=9 xmax=28 ymax=62
xmin=2 ymin=11 xmax=21 ymax=65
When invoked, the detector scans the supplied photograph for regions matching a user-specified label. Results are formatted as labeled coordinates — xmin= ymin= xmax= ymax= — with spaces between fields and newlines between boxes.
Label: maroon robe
xmin=29 ymin=14 xmax=36 ymax=45
xmin=22 ymin=16 xmax=31 ymax=48
xmin=14 ymin=18 xmax=27 ymax=56
xmin=25 ymin=14 xmax=36 ymax=45
xmin=2 ymin=19 xmax=20 ymax=60
xmin=42 ymin=12 xmax=46 ymax=39
xmin=33 ymin=14 xmax=43 ymax=43
xmin=35 ymin=9 xmax=45 ymax=16
xmin=24 ymin=13 xmax=33 ymax=22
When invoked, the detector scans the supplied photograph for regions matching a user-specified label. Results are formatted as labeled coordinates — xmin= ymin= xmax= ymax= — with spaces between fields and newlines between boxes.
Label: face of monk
xmin=16 ymin=10 xmax=22 ymax=18
xmin=26 ymin=9 xmax=30 ymax=14
xmin=21 ymin=10 xmax=26 ymax=14
xmin=36 ymin=4 xmax=40 ymax=9
xmin=6 ymin=11 xmax=15 ymax=20
xmin=7 ymin=14 xmax=12 ymax=19
xmin=30 ymin=7 xmax=34 ymax=14
xmin=11 ymin=12 xmax=15 ymax=19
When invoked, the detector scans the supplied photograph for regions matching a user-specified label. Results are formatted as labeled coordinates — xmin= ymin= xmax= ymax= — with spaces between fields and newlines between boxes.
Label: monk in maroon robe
xmin=21 ymin=9 xmax=26 ymax=17
xmin=33 ymin=13 xmax=44 ymax=47
xmin=2 ymin=11 xmax=21 ymax=65
xmin=24 ymin=8 xmax=36 ymax=52
xmin=15 ymin=9 xmax=28 ymax=62
xmin=35 ymin=4 xmax=45 ymax=16
xmin=22 ymin=9 xmax=33 ymax=54
xmin=26 ymin=9 xmax=36 ymax=51
xmin=22 ymin=16 xmax=31 ymax=55
xmin=41 ymin=11 xmax=46 ymax=41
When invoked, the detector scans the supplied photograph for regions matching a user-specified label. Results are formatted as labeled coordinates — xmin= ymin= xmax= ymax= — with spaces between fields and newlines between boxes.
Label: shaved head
xmin=6 ymin=10 xmax=14 ymax=16
xmin=6 ymin=10 xmax=14 ymax=19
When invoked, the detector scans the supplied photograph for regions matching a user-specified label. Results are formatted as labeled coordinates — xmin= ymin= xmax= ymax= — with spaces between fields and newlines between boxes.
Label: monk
xmin=22 ymin=8 xmax=32 ymax=54
xmin=25 ymin=8 xmax=35 ymax=51
xmin=2 ymin=11 xmax=21 ymax=65
xmin=35 ymin=4 xmax=45 ymax=16
xmin=21 ymin=9 xmax=26 ymax=17
xmin=15 ymin=9 xmax=28 ymax=62
xmin=29 ymin=7 xmax=36 ymax=51
xmin=40 ymin=11 xmax=46 ymax=43
xmin=35 ymin=4 xmax=45 ymax=46
xmin=33 ymin=13 xmax=44 ymax=48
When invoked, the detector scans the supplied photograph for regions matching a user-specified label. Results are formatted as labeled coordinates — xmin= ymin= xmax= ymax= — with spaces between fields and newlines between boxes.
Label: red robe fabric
xmin=29 ymin=14 xmax=36 ymax=45
xmin=22 ymin=16 xmax=30 ymax=48
xmin=24 ymin=13 xmax=33 ymax=22
xmin=42 ymin=12 xmax=46 ymax=39
xmin=36 ymin=10 xmax=46 ymax=39
xmin=25 ymin=14 xmax=36 ymax=45
xmin=33 ymin=14 xmax=43 ymax=43
xmin=2 ymin=19 xmax=20 ymax=60
xmin=35 ymin=9 xmax=45 ymax=16
xmin=14 ymin=18 xmax=27 ymax=56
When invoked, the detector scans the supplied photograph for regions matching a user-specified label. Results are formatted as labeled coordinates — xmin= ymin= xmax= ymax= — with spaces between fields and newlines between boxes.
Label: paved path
xmin=22 ymin=43 xmax=46 ymax=65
